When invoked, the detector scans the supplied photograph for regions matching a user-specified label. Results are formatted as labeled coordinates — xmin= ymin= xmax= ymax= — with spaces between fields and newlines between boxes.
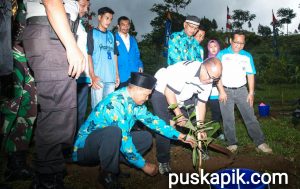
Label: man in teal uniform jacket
xmin=73 ymin=72 xmax=195 ymax=189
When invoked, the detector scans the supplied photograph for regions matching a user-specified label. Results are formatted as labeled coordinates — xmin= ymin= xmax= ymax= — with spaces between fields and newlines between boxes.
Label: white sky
xmin=90 ymin=0 xmax=300 ymax=40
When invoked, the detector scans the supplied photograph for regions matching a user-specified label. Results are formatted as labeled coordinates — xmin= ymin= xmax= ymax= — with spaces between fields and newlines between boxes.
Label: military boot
xmin=30 ymin=172 xmax=67 ymax=189
xmin=4 ymin=151 xmax=33 ymax=182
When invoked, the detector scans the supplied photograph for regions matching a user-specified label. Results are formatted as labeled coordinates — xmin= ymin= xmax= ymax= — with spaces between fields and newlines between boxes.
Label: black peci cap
xmin=129 ymin=72 xmax=157 ymax=90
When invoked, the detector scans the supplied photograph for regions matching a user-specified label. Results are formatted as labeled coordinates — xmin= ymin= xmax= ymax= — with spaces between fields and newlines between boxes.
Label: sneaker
xmin=227 ymin=145 xmax=238 ymax=153
xmin=217 ymin=134 xmax=225 ymax=140
xmin=200 ymin=149 xmax=210 ymax=160
xmin=99 ymin=171 xmax=124 ymax=189
xmin=158 ymin=162 xmax=171 ymax=175
xmin=256 ymin=143 xmax=273 ymax=154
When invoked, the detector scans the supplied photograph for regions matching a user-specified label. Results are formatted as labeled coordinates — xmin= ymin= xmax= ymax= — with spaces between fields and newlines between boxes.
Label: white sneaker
xmin=227 ymin=145 xmax=238 ymax=153
xmin=256 ymin=143 xmax=273 ymax=154
xmin=158 ymin=162 xmax=171 ymax=175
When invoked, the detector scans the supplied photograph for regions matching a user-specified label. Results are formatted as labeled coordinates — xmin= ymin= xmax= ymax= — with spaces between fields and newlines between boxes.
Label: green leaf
xmin=203 ymin=137 xmax=214 ymax=146
xmin=168 ymin=104 xmax=178 ymax=110
xmin=206 ymin=122 xmax=221 ymax=137
xmin=183 ymin=120 xmax=197 ymax=131
xmin=189 ymin=111 xmax=196 ymax=120
xmin=184 ymin=104 xmax=195 ymax=110
xmin=172 ymin=114 xmax=183 ymax=121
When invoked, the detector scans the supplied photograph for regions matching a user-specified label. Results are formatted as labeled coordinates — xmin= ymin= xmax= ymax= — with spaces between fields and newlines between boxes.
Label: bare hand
xmin=247 ymin=93 xmax=254 ymax=107
xmin=91 ymin=75 xmax=102 ymax=89
xmin=219 ymin=91 xmax=227 ymax=104
xmin=176 ymin=115 xmax=188 ymax=127
xmin=179 ymin=134 xmax=197 ymax=148
xmin=115 ymin=74 xmax=120 ymax=88
xmin=66 ymin=45 xmax=85 ymax=79
xmin=142 ymin=162 xmax=158 ymax=176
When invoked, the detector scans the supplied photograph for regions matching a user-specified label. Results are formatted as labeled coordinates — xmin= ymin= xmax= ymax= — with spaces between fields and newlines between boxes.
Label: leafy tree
xmin=147 ymin=0 xmax=189 ymax=48
xmin=257 ymin=24 xmax=272 ymax=37
xmin=232 ymin=9 xmax=256 ymax=31
xmin=200 ymin=17 xmax=212 ymax=31
xmin=277 ymin=8 xmax=296 ymax=35
xmin=82 ymin=11 xmax=96 ymax=31
xmin=247 ymin=14 xmax=256 ymax=31
xmin=164 ymin=0 xmax=191 ymax=13
xmin=211 ymin=19 xmax=218 ymax=31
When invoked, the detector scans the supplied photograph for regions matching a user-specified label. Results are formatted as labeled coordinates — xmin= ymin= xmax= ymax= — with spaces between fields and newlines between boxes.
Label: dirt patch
xmin=65 ymin=144 xmax=300 ymax=189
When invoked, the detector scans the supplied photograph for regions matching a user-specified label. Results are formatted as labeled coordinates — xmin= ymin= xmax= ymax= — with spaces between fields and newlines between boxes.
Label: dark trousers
xmin=151 ymin=90 xmax=196 ymax=163
xmin=208 ymin=99 xmax=222 ymax=122
xmin=77 ymin=83 xmax=89 ymax=131
xmin=23 ymin=24 xmax=77 ymax=174
xmin=150 ymin=90 xmax=173 ymax=163
xmin=77 ymin=126 xmax=152 ymax=174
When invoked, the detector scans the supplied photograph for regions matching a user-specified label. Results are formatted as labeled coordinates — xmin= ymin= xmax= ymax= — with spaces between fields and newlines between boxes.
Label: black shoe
xmin=99 ymin=171 xmax=124 ymax=189
xmin=4 ymin=151 xmax=33 ymax=182
xmin=0 ymin=183 xmax=12 ymax=189
xmin=30 ymin=172 xmax=66 ymax=189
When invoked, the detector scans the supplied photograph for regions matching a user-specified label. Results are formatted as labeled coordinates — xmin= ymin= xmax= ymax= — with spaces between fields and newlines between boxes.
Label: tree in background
xmin=211 ymin=19 xmax=218 ymax=31
xmin=258 ymin=24 xmax=272 ymax=38
xmin=232 ymin=9 xmax=256 ymax=31
xmin=82 ymin=11 xmax=96 ymax=31
xmin=164 ymin=0 xmax=191 ymax=13
xmin=277 ymin=8 xmax=296 ymax=35
xmin=247 ymin=14 xmax=256 ymax=31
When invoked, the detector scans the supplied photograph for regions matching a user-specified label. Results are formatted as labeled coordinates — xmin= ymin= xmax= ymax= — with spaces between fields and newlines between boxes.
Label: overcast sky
xmin=90 ymin=0 xmax=299 ymax=40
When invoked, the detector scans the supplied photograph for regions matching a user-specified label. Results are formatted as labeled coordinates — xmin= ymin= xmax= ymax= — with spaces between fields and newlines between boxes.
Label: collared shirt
xmin=217 ymin=46 xmax=256 ymax=88
xmin=24 ymin=0 xmax=78 ymax=20
xmin=167 ymin=30 xmax=203 ymax=65
xmin=154 ymin=61 xmax=212 ymax=107
xmin=118 ymin=32 xmax=130 ymax=52
xmin=73 ymin=87 xmax=180 ymax=168
xmin=77 ymin=20 xmax=90 ymax=84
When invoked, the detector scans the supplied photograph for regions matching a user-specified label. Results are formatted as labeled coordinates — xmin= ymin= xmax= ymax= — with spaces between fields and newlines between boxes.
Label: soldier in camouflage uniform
xmin=0 ymin=47 xmax=37 ymax=182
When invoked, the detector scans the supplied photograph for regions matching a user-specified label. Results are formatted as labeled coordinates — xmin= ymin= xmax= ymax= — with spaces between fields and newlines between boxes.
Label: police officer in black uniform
xmin=23 ymin=0 xmax=85 ymax=188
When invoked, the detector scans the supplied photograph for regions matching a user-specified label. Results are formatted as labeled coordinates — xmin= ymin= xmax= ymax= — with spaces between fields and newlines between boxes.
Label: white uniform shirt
xmin=217 ymin=46 xmax=256 ymax=88
xmin=24 ymin=0 xmax=78 ymax=21
xmin=77 ymin=20 xmax=90 ymax=83
xmin=155 ymin=61 xmax=212 ymax=107
xmin=119 ymin=32 xmax=130 ymax=52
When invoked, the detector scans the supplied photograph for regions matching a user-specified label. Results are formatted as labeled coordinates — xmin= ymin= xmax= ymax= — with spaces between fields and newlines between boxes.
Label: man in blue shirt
xmin=167 ymin=15 xmax=203 ymax=65
xmin=217 ymin=31 xmax=272 ymax=154
xmin=87 ymin=7 xmax=120 ymax=109
xmin=115 ymin=16 xmax=143 ymax=88
xmin=73 ymin=72 xmax=195 ymax=188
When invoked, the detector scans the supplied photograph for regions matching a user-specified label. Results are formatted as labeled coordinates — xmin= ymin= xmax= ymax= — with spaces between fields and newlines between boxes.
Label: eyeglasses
xmin=204 ymin=65 xmax=221 ymax=83
xmin=186 ymin=23 xmax=199 ymax=31
xmin=232 ymin=41 xmax=245 ymax=45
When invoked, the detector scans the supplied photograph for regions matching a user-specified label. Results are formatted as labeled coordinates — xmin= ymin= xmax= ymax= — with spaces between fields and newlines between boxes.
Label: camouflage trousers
xmin=0 ymin=51 xmax=37 ymax=153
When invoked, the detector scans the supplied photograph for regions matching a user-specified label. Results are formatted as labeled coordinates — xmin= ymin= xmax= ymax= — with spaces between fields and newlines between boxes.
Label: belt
xmin=26 ymin=16 xmax=50 ymax=26
xmin=223 ymin=85 xmax=245 ymax=89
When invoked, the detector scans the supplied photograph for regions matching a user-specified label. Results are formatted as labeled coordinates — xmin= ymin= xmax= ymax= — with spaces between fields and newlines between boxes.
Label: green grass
xmin=207 ymin=84 xmax=300 ymax=158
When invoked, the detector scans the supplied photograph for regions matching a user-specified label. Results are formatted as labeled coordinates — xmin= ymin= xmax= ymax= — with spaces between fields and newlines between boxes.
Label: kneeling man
xmin=73 ymin=72 xmax=195 ymax=188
